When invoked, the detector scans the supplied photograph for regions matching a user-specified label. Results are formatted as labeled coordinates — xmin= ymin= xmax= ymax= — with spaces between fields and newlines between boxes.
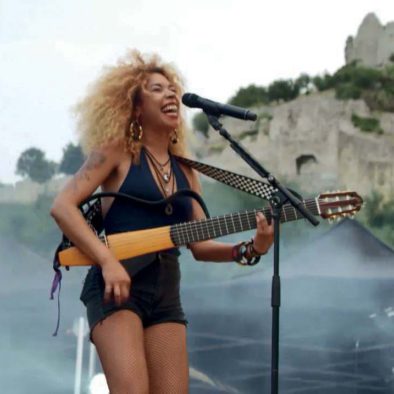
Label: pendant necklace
xmin=145 ymin=149 xmax=176 ymax=215
xmin=144 ymin=147 xmax=171 ymax=184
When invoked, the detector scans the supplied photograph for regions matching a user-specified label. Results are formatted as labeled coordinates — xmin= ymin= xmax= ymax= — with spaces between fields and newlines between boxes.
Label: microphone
xmin=182 ymin=93 xmax=257 ymax=121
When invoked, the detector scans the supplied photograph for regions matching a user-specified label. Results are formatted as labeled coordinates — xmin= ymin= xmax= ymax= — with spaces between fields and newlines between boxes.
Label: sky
xmin=1 ymin=0 xmax=394 ymax=184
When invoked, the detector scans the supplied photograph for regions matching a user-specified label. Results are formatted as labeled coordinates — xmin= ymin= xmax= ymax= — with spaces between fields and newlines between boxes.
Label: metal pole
xmin=88 ymin=343 xmax=96 ymax=382
xmin=271 ymin=206 xmax=281 ymax=394
xmin=74 ymin=317 xmax=85 ymax=394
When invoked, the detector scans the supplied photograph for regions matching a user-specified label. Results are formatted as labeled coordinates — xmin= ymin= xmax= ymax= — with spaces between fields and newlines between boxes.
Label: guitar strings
xmin=172 ymin=200 xmax=320 ymax=244
xmin=105 ymin=200 xmax=318 ymax=249
xmin=106 ymin=199 xmax=321 ymax=251
xmin=105 ymin=198 xmax=354 ymax=251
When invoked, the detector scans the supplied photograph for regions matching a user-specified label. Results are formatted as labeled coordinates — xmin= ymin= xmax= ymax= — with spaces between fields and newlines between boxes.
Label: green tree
xmin=333 ymin=64 xmax=380 ymax=89
xmin=192 ymin=112 xmax=209 ymax=136
xmin=267 ymin=79 xmax=299 ymax=102
xmin=16 ymin=147 xmax=56 ymax=184
xmin=353 ymin=67 xmax=381 ymax=89
xmin=312 ymin=73 xmax=334 ymax=91
xmin=229 ymin=84 xmax=269 ymax=107
xmin=59 ymin=143 xmax=85 ymax=175
xmin=335 ymin=83 xmax=362 ymax=100
xmin=295 ymin=73 xmax=311 ymax=93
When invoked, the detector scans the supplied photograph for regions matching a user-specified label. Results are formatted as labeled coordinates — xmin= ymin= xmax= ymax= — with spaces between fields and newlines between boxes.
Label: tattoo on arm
xmin=72 ymin=150 xmax=107 ymax=191
xmin=85 ymin=150 xmax=107 ymax=170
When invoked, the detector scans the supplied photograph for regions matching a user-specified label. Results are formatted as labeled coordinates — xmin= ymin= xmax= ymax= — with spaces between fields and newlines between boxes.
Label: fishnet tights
xmin=145 ymin=322 xmax=189 ymax=393
xmin=92 ymin=310 xmax=189 ymax=394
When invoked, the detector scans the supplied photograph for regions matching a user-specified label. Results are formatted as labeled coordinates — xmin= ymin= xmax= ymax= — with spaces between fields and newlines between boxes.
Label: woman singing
xmin=50 ymin=50 xmax=274 ymax=393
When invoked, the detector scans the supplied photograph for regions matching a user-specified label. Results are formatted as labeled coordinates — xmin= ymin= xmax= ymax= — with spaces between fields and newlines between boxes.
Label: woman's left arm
xmin=182 ymin=165 xmax=274 ymax=262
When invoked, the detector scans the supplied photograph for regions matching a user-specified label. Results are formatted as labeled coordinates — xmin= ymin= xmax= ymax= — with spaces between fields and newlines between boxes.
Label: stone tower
xmin=345 ymin=13 xmax=394 ymax=67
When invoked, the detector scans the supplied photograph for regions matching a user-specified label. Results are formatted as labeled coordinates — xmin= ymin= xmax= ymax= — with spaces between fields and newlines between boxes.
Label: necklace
xmin=143 ymin=147 xmax=176 ymax=215
xmin=145 ymin=151 xmax=175 ymax=196
xmin=144 ymin=147 xmax=171 ymax=183
xmin=147 ymin=155 xmax=176 ymax=215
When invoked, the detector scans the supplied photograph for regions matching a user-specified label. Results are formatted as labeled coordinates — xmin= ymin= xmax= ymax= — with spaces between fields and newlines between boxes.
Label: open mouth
xmin=161 ymin=104 xmax=178 ymax=116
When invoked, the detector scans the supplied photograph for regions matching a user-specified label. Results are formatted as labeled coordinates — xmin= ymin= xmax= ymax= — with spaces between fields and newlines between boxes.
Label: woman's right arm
xmin=50 ymin=142 xmax=131 ymax=305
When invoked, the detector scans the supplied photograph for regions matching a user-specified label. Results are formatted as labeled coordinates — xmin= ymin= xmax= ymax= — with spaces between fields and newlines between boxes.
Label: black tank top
xmin=103 ymin=148 xmax=193 ymax=238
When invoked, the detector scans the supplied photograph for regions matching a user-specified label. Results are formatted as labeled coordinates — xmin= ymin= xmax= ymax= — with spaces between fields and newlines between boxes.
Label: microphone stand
xmin=205 ymin=113 xmax=319 ymax=394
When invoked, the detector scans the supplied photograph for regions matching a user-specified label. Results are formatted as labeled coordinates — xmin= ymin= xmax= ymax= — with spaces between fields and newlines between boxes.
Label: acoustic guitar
xmin=58 ymin=191 xmax=363 ymax=267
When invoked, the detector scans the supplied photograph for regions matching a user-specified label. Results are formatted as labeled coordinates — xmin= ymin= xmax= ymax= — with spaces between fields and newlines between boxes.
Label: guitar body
xmin=59 ymin=226 xmax=174 ymax=267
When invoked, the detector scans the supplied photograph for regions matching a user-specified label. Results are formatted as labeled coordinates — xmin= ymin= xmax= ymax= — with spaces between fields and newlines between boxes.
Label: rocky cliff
xmin=345 ymin=13 xmax=394 ymax=68
xmin=189 ymin=13 xmax=394 ymax=201
xmin=190 ymin=90 xmax=394 ymax=200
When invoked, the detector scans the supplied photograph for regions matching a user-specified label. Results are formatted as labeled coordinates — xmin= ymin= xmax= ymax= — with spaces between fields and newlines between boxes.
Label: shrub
xmin=267 ymin=79 xmax=299 ymax=102
xmin=336 ymin=84 xmax=362 ymax=100
xmin=229 ymin=84 xmax=269 ymax=107
xmin=312 ymin=74 xmax=334 ymax=91
xmin=351 ymin=113 xmax=383 ymax=134
xmin=192 ymin=112 xmax=209 ymax=136
xmin=362 ymin=90 xmax=394 ymax=112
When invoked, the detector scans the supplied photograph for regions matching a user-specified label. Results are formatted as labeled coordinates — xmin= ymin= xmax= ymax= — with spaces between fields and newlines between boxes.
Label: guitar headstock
xmin=317 ymin=191 xmax=363 ymax=220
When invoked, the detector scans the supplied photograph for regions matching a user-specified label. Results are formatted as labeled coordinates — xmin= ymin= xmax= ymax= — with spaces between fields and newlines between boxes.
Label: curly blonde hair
xmin=74 ymin=50 xmax=188 ymax=162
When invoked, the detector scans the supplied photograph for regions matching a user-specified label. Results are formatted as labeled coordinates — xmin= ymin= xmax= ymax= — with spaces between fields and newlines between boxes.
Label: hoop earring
xmin=170 ymin=129 xmax=179 ymax=144
xmin=129 ymin=120 xmax=143 ymax=142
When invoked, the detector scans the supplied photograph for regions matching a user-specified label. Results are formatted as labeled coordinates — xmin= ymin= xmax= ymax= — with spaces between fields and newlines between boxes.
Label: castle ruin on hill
xmin=191 ymin=13 xmax=394 ymax=202
xmin=346 ymin=13 xmax=394 ymax=68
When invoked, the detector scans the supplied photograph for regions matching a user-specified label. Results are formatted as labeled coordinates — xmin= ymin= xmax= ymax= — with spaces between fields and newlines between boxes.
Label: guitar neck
xmin=170 ymin=198 xmax=319 ymax=246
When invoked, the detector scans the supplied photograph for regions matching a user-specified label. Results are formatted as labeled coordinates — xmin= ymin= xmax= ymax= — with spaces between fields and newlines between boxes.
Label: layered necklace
xmin=144 ymin=147 xmax=175 ymax=215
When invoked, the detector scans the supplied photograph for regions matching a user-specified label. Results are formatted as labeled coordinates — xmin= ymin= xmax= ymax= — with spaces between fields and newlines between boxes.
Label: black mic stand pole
xmin=206 ymin=113 xmax=319 ymax=394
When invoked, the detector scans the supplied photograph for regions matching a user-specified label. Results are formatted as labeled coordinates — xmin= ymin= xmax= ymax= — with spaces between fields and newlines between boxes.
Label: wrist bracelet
xmin=232 ymin=242 xmax=248 ymax=265
xmin=249 ymin=238 xmax=267 ymax=257
xmin=232 ymin=241 xmax=261 ymax=266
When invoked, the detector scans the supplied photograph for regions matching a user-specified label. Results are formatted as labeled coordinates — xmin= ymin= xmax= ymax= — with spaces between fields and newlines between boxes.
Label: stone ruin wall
xmin=345 ymin=13 xmax=394 ymax=68
xmin=193 ymin=90 xmax=394 ymax=201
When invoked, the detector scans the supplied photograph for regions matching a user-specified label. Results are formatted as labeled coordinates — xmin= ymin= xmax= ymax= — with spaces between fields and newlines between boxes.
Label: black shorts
xmin=80 ymin=252 xmax=188 ymax=341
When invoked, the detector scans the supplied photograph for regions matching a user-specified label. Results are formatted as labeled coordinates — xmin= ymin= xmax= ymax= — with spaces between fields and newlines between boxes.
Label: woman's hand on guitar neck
xmin=252 ymin=212 xmax=274 ymax=255
xmin=100 ymin=258 xmax=131 ymax=306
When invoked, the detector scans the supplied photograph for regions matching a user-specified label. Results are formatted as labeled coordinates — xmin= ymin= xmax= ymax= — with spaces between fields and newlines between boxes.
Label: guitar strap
xmin=175 ymin=155 xmax=278 ymax=200
xmin=50 ymin=155 xmax=277 ymax=335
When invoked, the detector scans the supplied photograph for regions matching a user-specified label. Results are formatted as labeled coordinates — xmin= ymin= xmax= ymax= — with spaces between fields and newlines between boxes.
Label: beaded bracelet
xmin=247 ymin=238 xmax=267 ymax=258
xmin=232 ymin=241 xmax=261 ymax=266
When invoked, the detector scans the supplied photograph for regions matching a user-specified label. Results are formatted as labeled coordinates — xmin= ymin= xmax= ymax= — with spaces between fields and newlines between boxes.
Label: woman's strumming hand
xmin=101 ymin=259 xmax=131 ymax=306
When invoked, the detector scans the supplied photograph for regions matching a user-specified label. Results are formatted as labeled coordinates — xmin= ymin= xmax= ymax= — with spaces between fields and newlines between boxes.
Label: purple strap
xmin=50 ymin=270 xmax=62 ymax=336
xmin=50 ymin=270 xmax=62 ymax=299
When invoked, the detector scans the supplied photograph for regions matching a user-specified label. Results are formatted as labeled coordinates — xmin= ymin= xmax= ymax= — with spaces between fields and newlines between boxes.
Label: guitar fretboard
xmin=170 ymin=198 xmax=319 ymax=246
